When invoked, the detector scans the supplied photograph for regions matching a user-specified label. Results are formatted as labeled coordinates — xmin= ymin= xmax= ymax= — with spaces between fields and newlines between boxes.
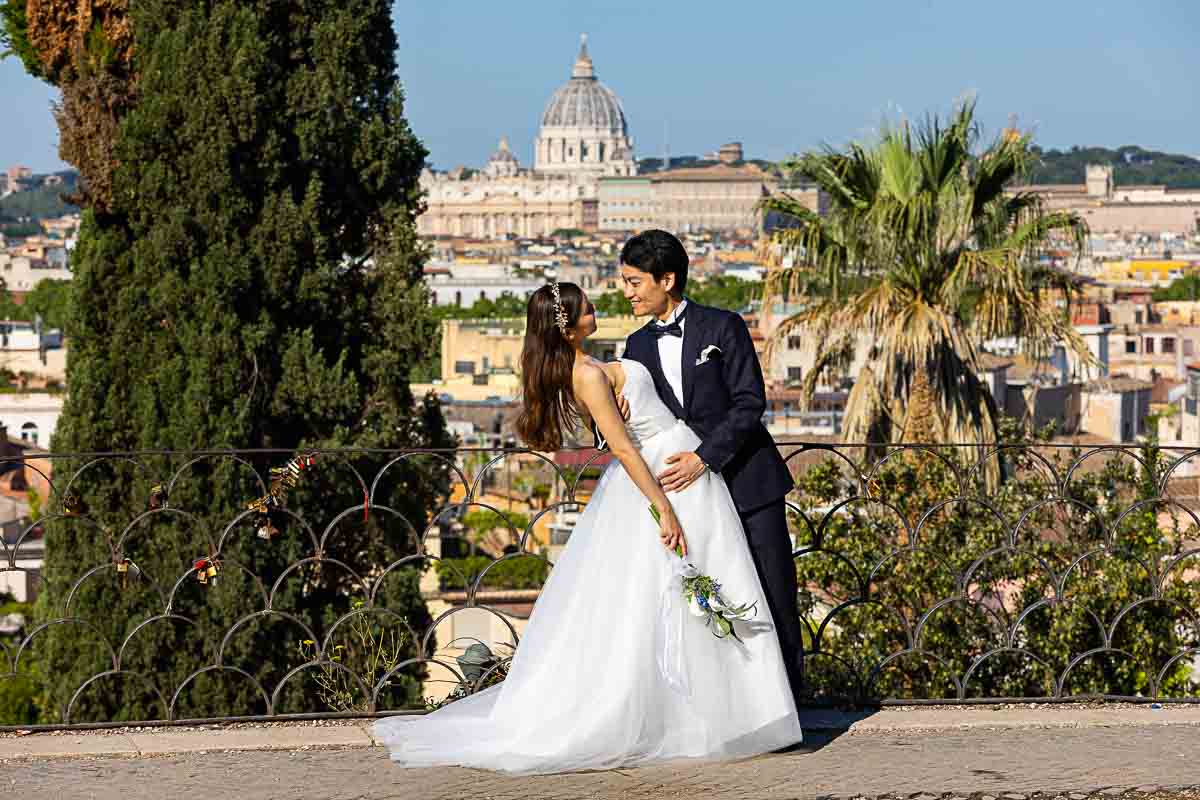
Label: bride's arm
xmin=574 ymin=364 xmax=687 ymax=556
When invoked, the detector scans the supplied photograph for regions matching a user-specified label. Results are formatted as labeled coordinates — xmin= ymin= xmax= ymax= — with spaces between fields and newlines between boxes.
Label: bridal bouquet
xmin=649 ymin=505 xmax=758 ymax=641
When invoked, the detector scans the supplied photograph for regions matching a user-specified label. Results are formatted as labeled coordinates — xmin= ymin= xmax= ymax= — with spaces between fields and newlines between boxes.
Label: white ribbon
xmin=656 ymin=555 xmax=699 ymax=698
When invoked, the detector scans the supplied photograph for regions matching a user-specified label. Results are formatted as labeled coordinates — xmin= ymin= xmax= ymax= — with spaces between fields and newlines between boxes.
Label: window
xmin=787 ymin=336 xmax=803 ymax=350
xmin=454 ymin=360 xmax=476 ymax=375
xmin=1125 ymin=340 xmax=1137 ymax=354
xmin=20 ymin=422 xmax=36 ymax=446
xmin=454 ymin=290 xmax=462 ymax=307
xmin=1163 ymin=337 xmax=1176 ymax=354
xmin=787 ymin=366 xmax=803 ymax=382
xmin=1135 ymin=310 xmax=1144 ymax=324
xmin=1187 ymin=339 xmax=1195 ymax=357
xmin=1145 ymin=338 xmax=1155 ymax=354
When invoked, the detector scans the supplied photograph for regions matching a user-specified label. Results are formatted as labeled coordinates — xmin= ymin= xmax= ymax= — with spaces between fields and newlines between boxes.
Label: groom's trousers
xmin=739 ymin=500 xmax=805 ymax=704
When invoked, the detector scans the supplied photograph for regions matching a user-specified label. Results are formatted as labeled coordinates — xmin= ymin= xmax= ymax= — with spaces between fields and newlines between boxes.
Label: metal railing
xmin=3 ymin=441 xmax=1200 ymax=730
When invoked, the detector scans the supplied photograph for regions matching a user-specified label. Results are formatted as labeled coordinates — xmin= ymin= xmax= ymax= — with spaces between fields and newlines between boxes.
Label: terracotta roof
xmin=1002 ymin=354 xmax=1059 ymax=382
xmin=1016 ymin=184 xmax=1088 ymax=194
xmin=553 ymin=450 xmax=615 ymax=467
xmin=976 ymin=353 xmax=1014 ymax=370
xmin=1152 ymin=377 xmax=1184 ymax=404
xmin=652 ymin=163 xmax=770 ymax=183
xmin=1084 ymin=377 xmax=1154 ymax=393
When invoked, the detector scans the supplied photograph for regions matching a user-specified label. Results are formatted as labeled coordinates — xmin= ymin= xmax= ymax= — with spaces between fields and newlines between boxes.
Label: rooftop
xmin=1084 ymin=377 xmax=1155 ymax=393
xmin=652 ymin=163 xmax=771 ymax=183
xmin=976 ymin=352 xmax=1015 ymax=371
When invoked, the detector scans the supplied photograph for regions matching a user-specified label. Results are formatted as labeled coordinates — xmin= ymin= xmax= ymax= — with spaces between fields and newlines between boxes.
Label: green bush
xmin=435 ymin=555 xmax=548 ymax=591
xmin=792 ymin=423 xmax=1200 ymax=703
xmin=0 ymin=593 xmax=43 ymax=725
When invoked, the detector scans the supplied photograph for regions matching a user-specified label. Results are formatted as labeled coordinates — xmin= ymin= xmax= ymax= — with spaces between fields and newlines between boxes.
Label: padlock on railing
xmin=256 ymin=515 xmax=279 ymax=541
xmin=194 ymin=557 xmax=221 ymax=585
xmin=148 ymin=484 xmax=167 ymax=510
xmin=115 ymin=557 xmax=131 ymax=590
xmin=61 ymin=491 xmax=82 ymax=516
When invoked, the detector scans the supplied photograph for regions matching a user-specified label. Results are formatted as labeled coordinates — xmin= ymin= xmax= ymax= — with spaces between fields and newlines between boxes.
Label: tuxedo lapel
xmin=681 ymin=304 xmax=705 ymax=414
xmin=638 ymin=325 xmax=686 ymax=420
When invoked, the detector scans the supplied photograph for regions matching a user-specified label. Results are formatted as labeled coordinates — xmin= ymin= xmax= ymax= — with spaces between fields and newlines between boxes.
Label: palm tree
xmin=761 ymin=99 xmax=1091 ymax=451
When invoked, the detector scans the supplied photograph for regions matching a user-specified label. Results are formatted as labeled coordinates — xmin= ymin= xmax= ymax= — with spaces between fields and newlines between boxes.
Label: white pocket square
xmin=695 ymin=345 xmax=722 ymax=366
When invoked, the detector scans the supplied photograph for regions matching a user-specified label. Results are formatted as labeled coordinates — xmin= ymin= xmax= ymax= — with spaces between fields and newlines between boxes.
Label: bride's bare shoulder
xmin=572 ymin=358 xmax=620 ymax=393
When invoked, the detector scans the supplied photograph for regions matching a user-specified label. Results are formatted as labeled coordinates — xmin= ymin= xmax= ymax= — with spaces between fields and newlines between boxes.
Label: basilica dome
xmin=534 ymin=36 xmax=636 ymax=178
xmin=540 ymin=44 xmax=627 ymax=133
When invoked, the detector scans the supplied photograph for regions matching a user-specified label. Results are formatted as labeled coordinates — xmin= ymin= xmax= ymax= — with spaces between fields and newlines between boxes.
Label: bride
xmin=373 ymin=281 xmax=802 ymax=774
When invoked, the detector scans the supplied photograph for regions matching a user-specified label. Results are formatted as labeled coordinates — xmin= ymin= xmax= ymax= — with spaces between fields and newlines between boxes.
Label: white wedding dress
xmin=373 ymin=359 xmax=802 ymax=774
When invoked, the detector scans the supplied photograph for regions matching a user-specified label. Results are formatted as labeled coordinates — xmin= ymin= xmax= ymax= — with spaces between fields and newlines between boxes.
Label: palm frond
xmin=762 ymin=98 xmax=1089 ymax=462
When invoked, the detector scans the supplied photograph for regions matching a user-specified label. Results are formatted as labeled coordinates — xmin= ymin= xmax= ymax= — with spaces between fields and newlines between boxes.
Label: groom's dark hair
xmin=620 ymin=229 xmax=688 ymax=295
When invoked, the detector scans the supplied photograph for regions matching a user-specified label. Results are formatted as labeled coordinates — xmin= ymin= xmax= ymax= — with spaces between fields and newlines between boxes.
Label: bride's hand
xmin=657 ymin=506 xmax=688 ymax=557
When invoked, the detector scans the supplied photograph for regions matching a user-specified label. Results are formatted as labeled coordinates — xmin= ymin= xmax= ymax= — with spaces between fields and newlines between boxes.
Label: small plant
xmin=424 ymin=642 xmax=513 ymax=710
xmin=297 ymin=601 xmax=409 ymax=713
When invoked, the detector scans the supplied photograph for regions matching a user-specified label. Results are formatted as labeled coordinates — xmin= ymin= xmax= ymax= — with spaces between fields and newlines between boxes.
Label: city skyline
xmin=1 ymin=0 xmax=1197 ymax=173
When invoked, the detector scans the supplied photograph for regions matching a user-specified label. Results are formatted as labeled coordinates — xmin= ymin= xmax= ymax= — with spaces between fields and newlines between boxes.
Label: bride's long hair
xmin=516 ymin=282 xmax=587 ymax=451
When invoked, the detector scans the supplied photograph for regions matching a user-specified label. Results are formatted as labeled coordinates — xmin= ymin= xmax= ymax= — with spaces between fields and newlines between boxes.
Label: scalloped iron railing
xmin=3 ymin=441 xmax=1200 ymax=730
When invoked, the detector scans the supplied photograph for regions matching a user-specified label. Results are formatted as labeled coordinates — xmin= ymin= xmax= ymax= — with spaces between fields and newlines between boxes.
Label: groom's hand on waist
xmin=658 ymin=452 xmax=708 ymax=493
xmin=617 ymin=394 xmax=631 ymax=421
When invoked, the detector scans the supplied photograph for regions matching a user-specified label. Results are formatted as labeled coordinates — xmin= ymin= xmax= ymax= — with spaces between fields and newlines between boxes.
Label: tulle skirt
xmin=372 ymin=421 xmax=802 ymax=774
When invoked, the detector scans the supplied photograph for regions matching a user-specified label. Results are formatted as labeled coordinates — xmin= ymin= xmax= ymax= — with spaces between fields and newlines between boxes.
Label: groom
xmin=617 ymin=229 xmax=804 ymax=704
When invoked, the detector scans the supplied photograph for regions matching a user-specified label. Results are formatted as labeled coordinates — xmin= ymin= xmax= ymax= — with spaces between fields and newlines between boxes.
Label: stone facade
xmin=1019 ymin=164 xmax=1200 ymax=235
xmin=598 ymin=163 xmax=788 ymax=235
xmin=652 ymin=163 xmax=775 ymax=235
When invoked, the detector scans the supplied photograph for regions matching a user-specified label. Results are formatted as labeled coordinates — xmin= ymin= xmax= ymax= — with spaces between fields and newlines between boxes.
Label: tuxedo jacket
xmin=618 ymin=301 xmax=793 ymax=513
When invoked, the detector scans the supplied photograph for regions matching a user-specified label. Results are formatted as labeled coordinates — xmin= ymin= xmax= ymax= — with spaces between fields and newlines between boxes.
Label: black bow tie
xmin=650 ymin=321 xmax=683 ymax=339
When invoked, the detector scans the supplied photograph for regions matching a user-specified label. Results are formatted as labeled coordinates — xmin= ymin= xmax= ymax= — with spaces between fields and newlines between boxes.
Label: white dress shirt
xmin=655 ymin=299 xmax=688 ymax=408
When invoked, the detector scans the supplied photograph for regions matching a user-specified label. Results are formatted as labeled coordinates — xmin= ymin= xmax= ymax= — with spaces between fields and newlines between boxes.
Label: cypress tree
xmin=28 ymin=0 xmax=451 ymax=722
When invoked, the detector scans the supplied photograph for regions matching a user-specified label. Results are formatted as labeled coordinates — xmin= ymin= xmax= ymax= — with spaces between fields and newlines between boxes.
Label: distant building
xmin=647 ymin=162 xmax=776 ymax=235
xmin=423 ymin=261 xmax=544 ymax=307
xmin=416 ymin=37 xmax=812 ymax=239
xmin=596 ymin=176 xmax=655 ymax=233
xmin=1081 ymin=377 xmax=1153 ymax=442
xmin=1099 ymin=259 xmax=1198 ymax=286
xmin=0 ymin=393 xmax=62 ymax=449
xmin=5 ymin=165 xmax=32 ymax=189
xmin=1017 ymin=164 xmax=1200 ymax=235
xmin=417 ymin=36 xmax=634 ymax=240
xmin=0 ymin=429 xmax=50 ymax=603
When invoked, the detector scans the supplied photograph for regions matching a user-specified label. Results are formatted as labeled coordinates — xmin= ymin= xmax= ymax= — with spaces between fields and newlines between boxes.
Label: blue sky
xmin=3 ymin=0 xmax=1197 ymax=173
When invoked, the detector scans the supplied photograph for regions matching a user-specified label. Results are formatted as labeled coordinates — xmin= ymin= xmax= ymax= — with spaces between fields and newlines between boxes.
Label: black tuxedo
xmin=620 ymin=300 xmax=804 ymax=702
xmin=621 ymin=301 xmax=792 ymax=511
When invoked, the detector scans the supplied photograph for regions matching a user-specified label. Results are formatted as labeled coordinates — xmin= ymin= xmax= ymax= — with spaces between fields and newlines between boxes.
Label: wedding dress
xmin=373 ymin=359 xmax=802 ymax=774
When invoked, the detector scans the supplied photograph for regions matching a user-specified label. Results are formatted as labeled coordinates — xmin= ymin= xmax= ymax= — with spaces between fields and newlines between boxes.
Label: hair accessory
xmin=550 ymin=282 xmax=569 ymax=335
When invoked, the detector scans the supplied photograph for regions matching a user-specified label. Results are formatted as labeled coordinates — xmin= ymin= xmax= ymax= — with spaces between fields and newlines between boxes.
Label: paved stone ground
xmin=5 ymin=723 xmax=1200 ymax=800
